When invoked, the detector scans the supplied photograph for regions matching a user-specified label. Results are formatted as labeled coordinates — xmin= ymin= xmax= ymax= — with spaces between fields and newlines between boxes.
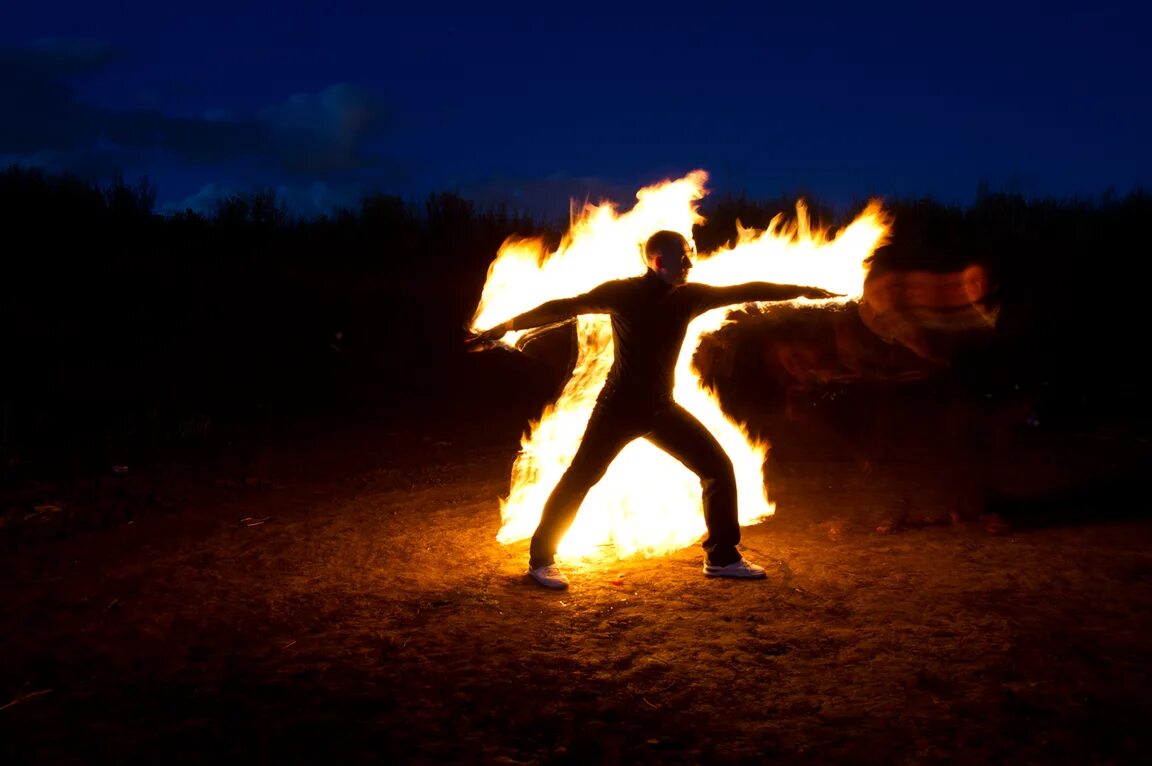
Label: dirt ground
xmin=2 ymin=391 xmax=1151 ymax=765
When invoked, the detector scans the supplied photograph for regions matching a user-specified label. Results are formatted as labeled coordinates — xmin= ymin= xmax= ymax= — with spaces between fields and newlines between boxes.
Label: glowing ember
xmin=470 ymin=170 xmax=890 ymax=562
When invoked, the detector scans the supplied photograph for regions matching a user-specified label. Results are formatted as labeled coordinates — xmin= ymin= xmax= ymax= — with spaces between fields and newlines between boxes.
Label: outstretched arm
xmin=469 ymin=281 xmax=622 ymax=345
xmin=690 ymin=282 xmax=841 ymax=313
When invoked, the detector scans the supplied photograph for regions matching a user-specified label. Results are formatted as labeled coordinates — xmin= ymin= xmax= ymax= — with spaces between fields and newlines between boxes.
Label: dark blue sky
xmin=3 ymin=1 xmax=1149 ymax=219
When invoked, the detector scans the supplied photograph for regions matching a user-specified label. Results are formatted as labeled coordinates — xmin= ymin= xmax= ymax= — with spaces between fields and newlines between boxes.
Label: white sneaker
xmin=528 ymin=564 xmax=570 ymax=589
xmin=703 ymin=558 xmax=767 ymax=579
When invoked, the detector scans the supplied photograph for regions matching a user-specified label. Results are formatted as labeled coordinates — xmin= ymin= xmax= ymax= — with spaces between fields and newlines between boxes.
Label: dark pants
xmin=529 ymin=400 xmax=742 ymax=569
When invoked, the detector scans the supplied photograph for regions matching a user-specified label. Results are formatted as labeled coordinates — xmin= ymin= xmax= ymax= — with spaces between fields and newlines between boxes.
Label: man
xmin=473 ymin=231 xmax=837 ymax=589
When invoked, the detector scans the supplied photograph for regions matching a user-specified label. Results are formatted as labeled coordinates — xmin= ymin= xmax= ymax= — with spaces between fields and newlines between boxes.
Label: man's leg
xmin=647 ymin=405 xmax=742 ymax=567
xmin=528 ymin=408 xmax=638 ymax=570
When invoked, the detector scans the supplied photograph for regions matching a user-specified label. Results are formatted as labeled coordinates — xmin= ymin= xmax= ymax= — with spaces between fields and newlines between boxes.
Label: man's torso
xmin=600 ymin=272 xmax=701 ymax=408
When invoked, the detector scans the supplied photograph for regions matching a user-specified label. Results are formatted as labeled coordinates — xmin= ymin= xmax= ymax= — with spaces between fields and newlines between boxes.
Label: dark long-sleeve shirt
xmin=506 ymin=270 xmax=814 ymax=408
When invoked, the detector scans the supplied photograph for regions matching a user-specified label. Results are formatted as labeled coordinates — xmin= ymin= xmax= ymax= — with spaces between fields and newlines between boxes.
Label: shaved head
xmin=644 ymin=230 xmax=694 ymax=285
xmin=644 ymin=230 xmax=690 ymax=266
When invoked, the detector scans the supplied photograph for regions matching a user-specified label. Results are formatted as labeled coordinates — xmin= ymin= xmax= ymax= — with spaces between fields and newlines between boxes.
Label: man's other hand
xmin=801 ymin=287 xmax=843 ymax=300
xmin=465 ymin=322 xmax=510 ymax=351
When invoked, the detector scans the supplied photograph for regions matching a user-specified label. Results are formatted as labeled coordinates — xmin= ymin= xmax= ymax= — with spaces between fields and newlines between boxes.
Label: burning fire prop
xmin=470 ymin=170 xmax=890 ymax=562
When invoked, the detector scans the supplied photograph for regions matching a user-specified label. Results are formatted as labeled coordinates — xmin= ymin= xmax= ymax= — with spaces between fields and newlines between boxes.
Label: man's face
xmin=653 ymin=241 xmax=693 ymax=285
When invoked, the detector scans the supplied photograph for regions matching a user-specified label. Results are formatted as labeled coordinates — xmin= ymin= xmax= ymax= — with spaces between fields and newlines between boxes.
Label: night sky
xmin=4 ymin=0 xmax=1149 ymax=220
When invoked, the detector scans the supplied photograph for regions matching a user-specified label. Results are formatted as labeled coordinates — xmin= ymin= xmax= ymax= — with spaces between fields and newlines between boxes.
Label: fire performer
xmin=472 ymin=231 xmax=838 ymax=589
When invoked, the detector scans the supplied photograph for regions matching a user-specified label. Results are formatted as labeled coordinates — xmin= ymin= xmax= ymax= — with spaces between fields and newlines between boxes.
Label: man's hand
xmin=801 ymin=286 xmax=843 ymax=300
xmin=465 ymin=322 xmax=511 ymax=351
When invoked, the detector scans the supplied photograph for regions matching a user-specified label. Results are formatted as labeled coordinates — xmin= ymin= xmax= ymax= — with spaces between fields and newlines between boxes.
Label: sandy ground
xmin=2 ymin=397 xmax=1151 ymax=765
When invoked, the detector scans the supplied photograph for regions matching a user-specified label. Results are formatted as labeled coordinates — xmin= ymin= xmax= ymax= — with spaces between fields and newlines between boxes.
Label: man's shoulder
xmin=590 ymin=274 xmax=646 ymax=293
xmin=673 ymin=280 xmax=711 ymax=297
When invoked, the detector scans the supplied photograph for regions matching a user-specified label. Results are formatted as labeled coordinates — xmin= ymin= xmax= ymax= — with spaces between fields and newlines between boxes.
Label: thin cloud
xmin=261 ymin=84 xmax=391 ymax=176
xmin=1 ymin=39 xmax=400 ymax=205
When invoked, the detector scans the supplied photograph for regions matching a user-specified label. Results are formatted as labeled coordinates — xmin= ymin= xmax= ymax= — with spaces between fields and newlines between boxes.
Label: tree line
xmin=1 ymin=164 xmax=1148 ymax=482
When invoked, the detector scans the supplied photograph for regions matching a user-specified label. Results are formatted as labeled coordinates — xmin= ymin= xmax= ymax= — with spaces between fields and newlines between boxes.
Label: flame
xmin=471 ymin=170 xmax=890 ymax=563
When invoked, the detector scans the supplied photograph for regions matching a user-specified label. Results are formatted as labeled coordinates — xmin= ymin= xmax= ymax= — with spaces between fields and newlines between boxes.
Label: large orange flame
xmin=471 ymin=170 xmax=890 ymax=563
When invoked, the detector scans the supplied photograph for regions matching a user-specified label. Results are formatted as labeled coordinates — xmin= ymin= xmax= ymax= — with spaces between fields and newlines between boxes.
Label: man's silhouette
xmin=473 ymin=231 xmax=837 ymax=589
